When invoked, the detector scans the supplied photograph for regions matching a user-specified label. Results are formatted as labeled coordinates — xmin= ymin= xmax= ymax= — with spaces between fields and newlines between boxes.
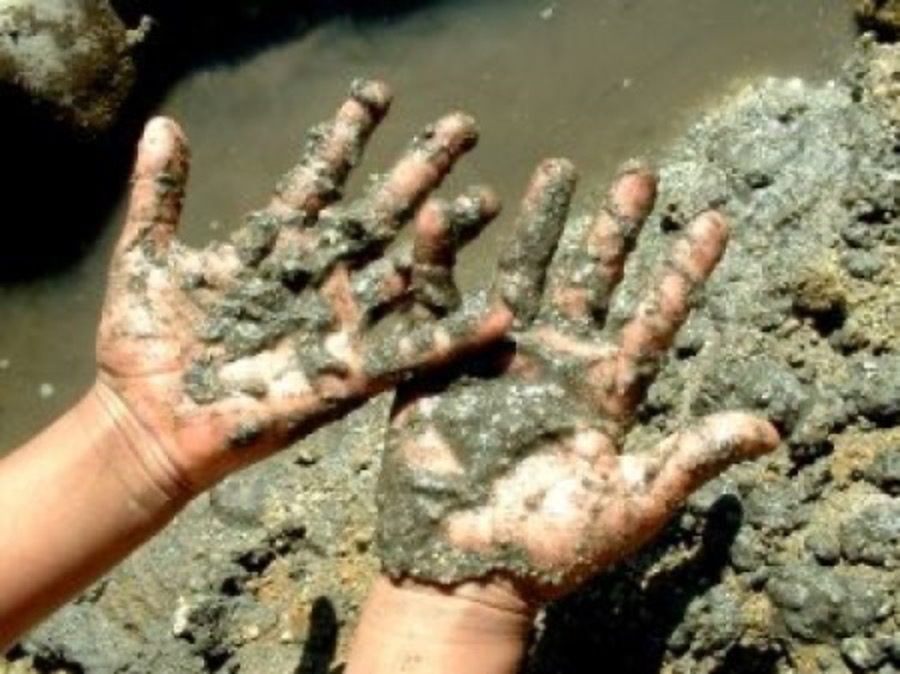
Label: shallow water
xmin=0 ymin=0 xmax=853 ymax=450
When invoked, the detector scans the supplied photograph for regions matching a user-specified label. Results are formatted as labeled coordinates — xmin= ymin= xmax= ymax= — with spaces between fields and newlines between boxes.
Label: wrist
xmin=78 ymin=381 xmax=194 ymax=518
xmin=347 ymin=575 xmax=535 ymax=674
xmin=386 ymin=575 xmax=538 ymax=617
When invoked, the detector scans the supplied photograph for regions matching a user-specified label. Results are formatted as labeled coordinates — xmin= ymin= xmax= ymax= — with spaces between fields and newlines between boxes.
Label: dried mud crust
xmin=13 ymin=47 xmax=900 ymax=674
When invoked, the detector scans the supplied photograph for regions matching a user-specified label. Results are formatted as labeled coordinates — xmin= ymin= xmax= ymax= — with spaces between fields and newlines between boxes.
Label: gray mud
xmin=12 ymin=41 xmax=898 ymax=674
xmin=378 ymin=370 xmax=591 ymax=585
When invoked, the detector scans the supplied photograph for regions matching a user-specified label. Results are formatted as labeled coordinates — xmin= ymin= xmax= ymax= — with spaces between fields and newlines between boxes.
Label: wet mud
xmin=379 ymin=364 xmax=593 ymax=585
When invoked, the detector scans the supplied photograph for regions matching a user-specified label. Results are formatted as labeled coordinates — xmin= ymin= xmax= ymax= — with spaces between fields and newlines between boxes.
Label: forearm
xmin=0 ymin=383 xmax=190 ymax=650
xmin=346 ymin=576 xmax=535 ymax=674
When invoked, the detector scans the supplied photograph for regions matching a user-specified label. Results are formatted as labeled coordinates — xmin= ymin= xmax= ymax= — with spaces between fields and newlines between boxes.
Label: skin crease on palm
xmin=95 ymin=79 xmax=515 ymax=496
xmin=380 ymin=159 xmax=782 ymax=602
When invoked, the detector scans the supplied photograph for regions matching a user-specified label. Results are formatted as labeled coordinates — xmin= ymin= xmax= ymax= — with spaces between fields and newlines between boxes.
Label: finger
xmin=348 ymin=187 xmax=500 ymax=326
xmin=350 ymin=252 xmax=413 ymax=327
xmin=355 ymin=112 xmax=480 ymax=246
xmin=320 ymin=263 xmax=362 ymax=331
xmin=493 ymin=159 xmax=578 ymax=327
xmin=543 ymin=164 xmax=657 ymax=326
xmin=412 ymin=186 xmax=501 ymax=318
xmin=118 ymin=117 xmax=190 ymax=262
xmin=600 ymin=211 xmax=729 ymax=419
xmin=362 ymin=292 xmax=513 ymax=383
xmin=269 ymin=79 xmax=392 ymax=216
xmin=624 ymin=413 xmax=780 ymax=518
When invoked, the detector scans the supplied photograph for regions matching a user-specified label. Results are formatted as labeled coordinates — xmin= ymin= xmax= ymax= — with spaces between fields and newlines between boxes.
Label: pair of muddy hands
xmin=98 ymin=80 xmax=778 ymax=603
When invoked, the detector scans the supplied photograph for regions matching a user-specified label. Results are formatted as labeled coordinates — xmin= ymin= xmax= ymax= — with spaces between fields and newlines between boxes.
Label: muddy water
xmin=0 ymin=0 xmax=853 ymax=450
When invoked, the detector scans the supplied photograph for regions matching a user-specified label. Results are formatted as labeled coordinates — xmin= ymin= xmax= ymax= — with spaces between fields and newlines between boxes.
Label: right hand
xmin=94 ymin=80 xmax=513 ymax=495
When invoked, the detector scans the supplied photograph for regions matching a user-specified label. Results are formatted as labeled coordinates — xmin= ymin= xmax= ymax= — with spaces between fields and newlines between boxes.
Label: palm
xmin=96 ymin=81 xmax=512 ymax=492
xmin=379 ymin=163 xmax=779 ymax=598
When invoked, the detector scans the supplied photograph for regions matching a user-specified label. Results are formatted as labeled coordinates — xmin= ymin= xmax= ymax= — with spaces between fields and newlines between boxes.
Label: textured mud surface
xmin=379 ymin=365 xmax=593 ymax=584
xmin=8 ymin=43 xmax=900 ymax=674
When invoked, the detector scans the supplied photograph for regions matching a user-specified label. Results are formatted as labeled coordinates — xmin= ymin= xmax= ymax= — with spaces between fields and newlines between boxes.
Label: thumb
xmin=117 ymin=117 xmax=190 ymax=262
xmin=628 ymin=412 xmax=780 ymax=521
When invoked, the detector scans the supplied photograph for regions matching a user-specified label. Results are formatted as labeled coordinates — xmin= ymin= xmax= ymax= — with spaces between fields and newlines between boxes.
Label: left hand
xmin=378 ymin=161 xmax=780 ymax=602
xmin=95 ymin=80 xmax=512 ymax=495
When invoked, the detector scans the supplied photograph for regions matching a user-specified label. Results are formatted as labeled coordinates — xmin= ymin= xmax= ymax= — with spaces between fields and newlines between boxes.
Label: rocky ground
xmin=3 ymin=25 xmax=900 ymax=674
xmin=0 ymin=0 xmax=137 ymax=133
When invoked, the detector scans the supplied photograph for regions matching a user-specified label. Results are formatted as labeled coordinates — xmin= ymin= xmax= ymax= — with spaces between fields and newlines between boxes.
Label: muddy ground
xmin=3 ymin=30 xmax=899 ymax=674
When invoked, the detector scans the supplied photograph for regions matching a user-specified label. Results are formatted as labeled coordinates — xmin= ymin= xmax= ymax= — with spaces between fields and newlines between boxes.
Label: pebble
xmin=539 ymin=5 xmax=555 ymax=20
xmin=864 ymin=448 xmax=900 ymax=496
xmin=841 ymin=636 xmax=887 ymax=671
xmin=805 ymin=529 xmax=841 ymax=566
xmin=730 ymin=532 xmax=765 ymax=571
xmin=745 ymin=481 xmax=805 ymax=532
xmin=0 ymin=358 xmax=9 ymax=370
xmin=767 ymin=565 xmax=885 ymax=640
xmin=839 ymin=501 xmax=900 ymax=567
xmin=842 ymin=250 xmax=883 ymax=280
xmin=39 ymin=383 xmax=55 ymax=399
xmin=847 ymin=356 xmax=900 ymax=425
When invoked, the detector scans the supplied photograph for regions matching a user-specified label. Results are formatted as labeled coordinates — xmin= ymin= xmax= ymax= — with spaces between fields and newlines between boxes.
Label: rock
xmin=888 ymin=633 xmax=900 ymax=663
xmin=767 ymin=565 xmax=886 ymax=641
xmin=0 ymin=0 xmax=137 ymax=133
xmin=862 ymin=40 xmax=900 ymax=121
xmin=864 ymin=446 xmax=900 ymax=495
xmin=842 ymin=250 xmax=884 ymax=280
xmin=744 ymin=480 xmax=806 ymax=532
xmin=805 ymin=529 xmax=842 ymax=566
xmin=846 ymin=356 xmax=900 ymax=425
xmin=856 ymin=0 xmax=900 ymax=38
xmin=839 ymin=500 xmax=900 ymax=567
xmin=842 ymin=635 xmax=888 ymax=671
xmin=690 ymin=353 xmax=811 ymax=436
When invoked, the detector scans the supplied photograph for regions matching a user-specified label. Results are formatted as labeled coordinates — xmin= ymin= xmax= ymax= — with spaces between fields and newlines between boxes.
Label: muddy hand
xmin=96 ymin=80 xmax=512 ymax=494
xmin=379 ymin=162 xmax=780 ymax=602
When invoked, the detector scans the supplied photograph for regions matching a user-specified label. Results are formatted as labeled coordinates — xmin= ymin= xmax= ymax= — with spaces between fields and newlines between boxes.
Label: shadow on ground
xmin=296 ymin=597 xmax=340 ymax=674
xmin=0 ymin=0 xmax=435 ymax=281
xmin=526 ymin=495 xmax=779 ymax=674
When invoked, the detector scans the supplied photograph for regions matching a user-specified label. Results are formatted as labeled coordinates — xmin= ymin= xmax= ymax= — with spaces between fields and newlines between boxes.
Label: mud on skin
xmin=374 ymin=153 xmax=776 ymax=593
xmin=15 ymin=47 xmax=900 ymax=674
xmin=176 ymin=105 xmax=485 ymax=415
xmin=92 ymin=78 xmax=517 ymax=470
xmin=378 ymin=366 xmax=591 ymax=583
